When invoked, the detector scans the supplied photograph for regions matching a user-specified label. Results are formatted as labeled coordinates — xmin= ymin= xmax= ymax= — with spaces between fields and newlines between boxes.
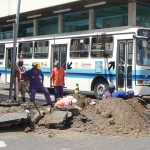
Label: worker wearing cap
xmin=112 ymin=89 xmax=134 ymax=100
xmin=102 ymin=83 xmax=115 ymax=100
xmin=14 ymin=59 xmax=26 ymax=102
xmin=50 ymin=61 xmax=66 ymax=101
xmin=22 ymin=62 xmax=53 ymax=106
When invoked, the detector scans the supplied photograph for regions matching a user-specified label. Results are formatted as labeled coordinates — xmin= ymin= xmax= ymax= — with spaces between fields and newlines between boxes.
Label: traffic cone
xmin=118 ymin=87 xmax=122 ymax=90
xmin=75 ymin=83 xmax=79 ymax=94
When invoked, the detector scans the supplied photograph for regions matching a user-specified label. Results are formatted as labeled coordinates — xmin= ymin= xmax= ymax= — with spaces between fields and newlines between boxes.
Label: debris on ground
xmin=0 ymin=100 xmax=20 ymax=107
xmin=0 ymin=94 xmax=150 ymax=137
xmin=71 ymin=97 xmax=150 ymax=137
xmin=0 ymin=112 xmax=29 ymax=127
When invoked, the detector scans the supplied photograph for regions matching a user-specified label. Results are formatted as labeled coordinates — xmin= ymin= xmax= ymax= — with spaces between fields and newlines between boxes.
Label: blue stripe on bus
xmin=66 ymin=69 xmax=116 ymax=74
xmin=1 ymin=67 xmax=150 ymax=80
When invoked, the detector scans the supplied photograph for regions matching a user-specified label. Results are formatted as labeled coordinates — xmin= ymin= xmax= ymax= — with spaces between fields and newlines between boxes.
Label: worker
xmin=14 ymin=59 xmax=26 ymax=102
xmin=50 ymin=61 xmax=66 ymax=101
xmin=22 ymin=62 xmax=53 ymax=106
xmin=112 ymin=89 xmax=134 ymax=100
xmin=102 ymin=83 xmax=115 ymax=100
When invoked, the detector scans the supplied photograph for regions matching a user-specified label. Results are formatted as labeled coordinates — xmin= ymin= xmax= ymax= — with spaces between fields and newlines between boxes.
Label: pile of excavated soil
xmin=71 ymin=97 xmax=150 ymax=137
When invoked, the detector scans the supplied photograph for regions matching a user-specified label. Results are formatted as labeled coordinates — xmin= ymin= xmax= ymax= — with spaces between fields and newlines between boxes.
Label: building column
xmin=89 ymin=8 xmax=94 ymax=30
xmin=33 ymin=19 xmax=38 ymax=36
xmin=58 ymin=14 xmax=63 ymax=33
xmin=128 ymin=2 xmax=136 ymax=26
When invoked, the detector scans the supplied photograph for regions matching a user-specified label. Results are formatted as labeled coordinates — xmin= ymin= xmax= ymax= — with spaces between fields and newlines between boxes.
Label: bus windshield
xmin=137 ymin=38 xmax=150 ymax=66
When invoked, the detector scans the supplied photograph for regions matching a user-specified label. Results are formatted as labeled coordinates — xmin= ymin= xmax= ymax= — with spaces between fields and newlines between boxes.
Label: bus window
xmin=137 ymin=38 xmax=150 ymax=66
xmin=18 ymin=42 xmax=32 ymax=59
xmin=119 ymin=43 xmax=125 ymax=65
xmin=128 ymin=42 xmax=133 ymax=65
xmin=0 ymin=44 xmax=5 ymax=59
xmin=70 ymin=37 xmax=89 ymax=58
xmin=91 ymin=36 xmax=113 ymax=58
xmin=34 ymin=41 xmax=49 ymax=59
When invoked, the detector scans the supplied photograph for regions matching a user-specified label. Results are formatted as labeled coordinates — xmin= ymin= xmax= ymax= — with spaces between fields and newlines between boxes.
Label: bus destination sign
xmin=137 ymin=29 xmax=150 ymax=38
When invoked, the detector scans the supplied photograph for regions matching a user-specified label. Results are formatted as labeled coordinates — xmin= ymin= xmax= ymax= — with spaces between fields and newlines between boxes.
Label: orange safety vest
xmin=16 ymin=65 xmax=26 ymax=81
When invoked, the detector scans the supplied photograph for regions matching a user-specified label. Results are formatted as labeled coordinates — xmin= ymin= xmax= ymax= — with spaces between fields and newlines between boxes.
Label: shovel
xmin=23 ymin=84 xmax=41 ymax=117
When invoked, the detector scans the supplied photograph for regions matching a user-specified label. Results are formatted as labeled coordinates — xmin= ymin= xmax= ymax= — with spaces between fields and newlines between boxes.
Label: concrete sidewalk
xmin=0 ymin=83 xmax=10 ymax=90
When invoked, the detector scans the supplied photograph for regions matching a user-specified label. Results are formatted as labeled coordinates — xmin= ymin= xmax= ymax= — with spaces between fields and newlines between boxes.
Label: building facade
xmin=0 ymin=0 xmax=150 ymax=40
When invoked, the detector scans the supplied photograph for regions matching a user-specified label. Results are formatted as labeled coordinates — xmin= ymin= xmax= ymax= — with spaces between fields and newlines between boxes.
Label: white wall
xmin=0 ymin=0 xmax=80 ymax=17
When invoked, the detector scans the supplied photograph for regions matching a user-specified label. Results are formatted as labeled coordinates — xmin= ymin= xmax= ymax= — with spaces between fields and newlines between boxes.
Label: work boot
xmin=50 ymin=103 xmax=54 ymax=107
xmin=48 ymin=102 xmax=55 ymax=107
xmin=22 ymin=98 xmax=26 ymax=102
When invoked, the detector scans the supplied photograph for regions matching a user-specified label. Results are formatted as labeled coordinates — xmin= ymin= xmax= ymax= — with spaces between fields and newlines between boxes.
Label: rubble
xmin=44 ymin=111 xmax=70 ymax=129
xmin=0 ymin=112 xmax=29 ymax=127
xmin=0 ymin=94 xmax=149 ymax=137
xmin=0 ymin=99 xmax=20 ymax=107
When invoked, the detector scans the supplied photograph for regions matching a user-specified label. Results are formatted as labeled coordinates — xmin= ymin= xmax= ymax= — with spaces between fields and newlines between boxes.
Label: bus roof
xmin=0 ymin=26 xmax=149 ymax=44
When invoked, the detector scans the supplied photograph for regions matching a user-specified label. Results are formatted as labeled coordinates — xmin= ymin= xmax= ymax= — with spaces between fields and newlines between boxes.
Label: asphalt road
xmin=0 ymin=87 xmax=55 ymax=105
xmin=0 ymin=132 xmax=150 ymax=150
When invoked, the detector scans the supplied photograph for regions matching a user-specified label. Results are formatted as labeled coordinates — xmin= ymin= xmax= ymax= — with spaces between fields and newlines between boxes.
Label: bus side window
xmin=34 ymin=41 xmax=49 ymax=59
xmin=84 ymin=38 xmax=89 ymax=50
xmin=18 ymin=42 xmax=33 ymax=59
xmin=70 ymin=38 xmax=89 ymax=58
xmin=91 ymin=36 xmax=113 ymax=58
xmin=0 ymin=44 xmax=5 ymax=59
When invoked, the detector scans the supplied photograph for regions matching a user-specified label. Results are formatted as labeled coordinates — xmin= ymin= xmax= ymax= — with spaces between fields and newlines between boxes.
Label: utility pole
xmin=9 ymin=0 xmax=21 ymax=100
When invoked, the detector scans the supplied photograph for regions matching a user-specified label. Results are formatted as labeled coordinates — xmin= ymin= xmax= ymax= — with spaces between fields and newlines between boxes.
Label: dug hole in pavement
xmin=0 ymin=94 xmax=150 ymax=138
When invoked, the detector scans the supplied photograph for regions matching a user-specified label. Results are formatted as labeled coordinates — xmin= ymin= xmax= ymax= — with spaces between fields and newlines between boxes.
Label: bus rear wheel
xmin=94 ymin=82 xmax=108 ymax=100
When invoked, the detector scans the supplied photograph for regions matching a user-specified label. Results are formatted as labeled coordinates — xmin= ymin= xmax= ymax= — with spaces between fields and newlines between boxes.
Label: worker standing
xmin=14 ymin=59 xmax=26 ymax=102
xmin=50 ymin=61 xmax=66 ymax=101
xmin=22 ymin=62 xmax=53 ymax=106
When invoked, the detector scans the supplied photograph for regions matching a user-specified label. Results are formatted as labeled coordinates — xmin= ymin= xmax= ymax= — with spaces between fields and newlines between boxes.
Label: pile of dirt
xmin=70 ymin=94 xmax=91 ymax=108
xmin=71 ymin=97 xmax=150 ymax=137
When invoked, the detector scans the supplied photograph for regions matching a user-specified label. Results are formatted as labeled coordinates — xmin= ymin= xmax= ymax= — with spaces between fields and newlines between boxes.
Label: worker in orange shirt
xmin=50 ymin=61 xmax=66 ymax=101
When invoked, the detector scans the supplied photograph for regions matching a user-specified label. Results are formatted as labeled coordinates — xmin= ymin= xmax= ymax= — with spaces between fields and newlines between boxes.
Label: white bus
xmin=0 ymin=26 xmax=150 ymax=99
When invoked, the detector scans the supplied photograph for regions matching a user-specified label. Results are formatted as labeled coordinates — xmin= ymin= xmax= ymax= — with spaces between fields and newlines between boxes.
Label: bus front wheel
xmin=94 ymin=82 xmax=108 ymax=100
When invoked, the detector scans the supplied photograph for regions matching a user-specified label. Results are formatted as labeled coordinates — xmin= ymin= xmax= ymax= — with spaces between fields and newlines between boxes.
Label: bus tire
xmin=94 ymin=82 xmax=108 ymax=100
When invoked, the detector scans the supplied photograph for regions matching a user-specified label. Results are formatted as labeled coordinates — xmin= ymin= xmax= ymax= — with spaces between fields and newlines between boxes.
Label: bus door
xmin=5 ymin=47 xmax=13 ymax=83
xmin=51 ymin=44 xmax=67 ymax=70
xmin=116 ymin=40 xmax=133 ymax=91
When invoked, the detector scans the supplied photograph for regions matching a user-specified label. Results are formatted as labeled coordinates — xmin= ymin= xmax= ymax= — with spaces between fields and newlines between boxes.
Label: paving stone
xmin=0 ymin=112 xmax=29 ymax=127
xmin=45 ymin=111 xmax=68 ymax=129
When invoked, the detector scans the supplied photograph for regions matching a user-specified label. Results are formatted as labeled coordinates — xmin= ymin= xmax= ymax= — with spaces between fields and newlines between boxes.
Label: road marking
xmin=0 ymin=141 xmax=6 ymax=148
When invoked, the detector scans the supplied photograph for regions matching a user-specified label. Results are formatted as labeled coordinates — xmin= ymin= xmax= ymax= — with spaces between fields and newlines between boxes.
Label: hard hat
xmin=54 ymin=61 xmax=60 ymax=66
xmin=108 ymin=83 xmax=115 ymax=90
xmin=127 ymin=90 xmax=134 ymax=97
xmin=36 ymin=62 xmax=41 ymax=69
xmin=32 ymin=62 xmax=37 ymax=66
xmin=72 ymin=98 xmax=77 ymax=104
